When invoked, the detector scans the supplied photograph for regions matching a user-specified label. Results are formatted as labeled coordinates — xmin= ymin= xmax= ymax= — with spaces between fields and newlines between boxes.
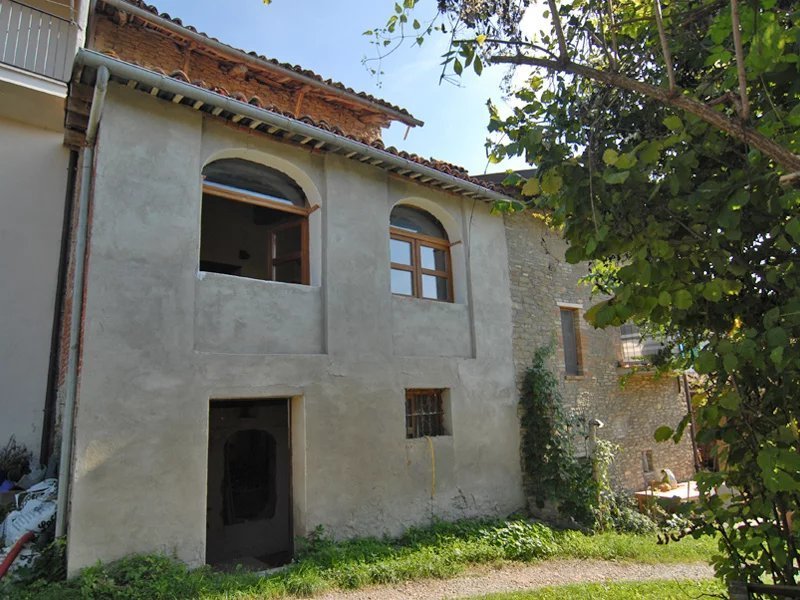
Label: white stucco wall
xmin=0 ymin=117 xmax=69 ymax=460
xmin=66 ymin=85 xmax=524 ymax=573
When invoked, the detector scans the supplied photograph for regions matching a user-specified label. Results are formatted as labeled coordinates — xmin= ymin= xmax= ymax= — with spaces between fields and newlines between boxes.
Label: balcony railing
xmin=619 ymin=324 xmax=664 ymax=366
xmin=0 ymin=0 xmax=74 ymax=82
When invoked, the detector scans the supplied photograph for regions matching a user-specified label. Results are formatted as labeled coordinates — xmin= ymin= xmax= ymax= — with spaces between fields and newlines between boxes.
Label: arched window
xmin=200 ymin=158 xmax=310 ymax=284
xmin=390 ymin=205 xmax=453 ymax=302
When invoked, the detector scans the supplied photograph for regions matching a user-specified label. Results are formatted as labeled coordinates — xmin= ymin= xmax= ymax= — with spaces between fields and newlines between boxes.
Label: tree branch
xmin=605 ymin=0 xmax=620 ymax=66
xmin=547 ymin=0 xmax=569 ymax=62
xmin=490 ymin=54 xmax=800 ymax=172
xmin=653 ymin=0 xmax=676 ymax=94
xmin=729 ymin=0 xmax=750 ymax=120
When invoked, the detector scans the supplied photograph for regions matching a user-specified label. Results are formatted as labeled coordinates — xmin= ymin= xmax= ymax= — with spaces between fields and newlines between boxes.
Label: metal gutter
xmin=75 ymin=49 xmax=512 ymax=204
xmin=98 ymin=0 xmax=424 ymax=127
xmin=55 ymin=64 xmax=110 ymax=539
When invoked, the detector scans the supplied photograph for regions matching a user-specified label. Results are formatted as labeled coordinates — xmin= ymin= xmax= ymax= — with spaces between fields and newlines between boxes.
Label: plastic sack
xmin=1 ymin=479 xmax=57 ymax=547
xmin=14 ymin=478 xmax=57 ymax=509
xmin=2 ymin=500 xmax=56 ymax=547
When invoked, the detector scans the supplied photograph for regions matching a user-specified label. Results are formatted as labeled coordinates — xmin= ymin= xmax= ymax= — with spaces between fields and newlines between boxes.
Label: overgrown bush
xmin=521 ymin=348 xmax=658 ymax=535
xmin=520 ymin=345 xmax=597 ymax=526
xmin=480 ymin=520 xmax=557 ymax=560
xmin=0 ymin=436 xmax=32 ymax=482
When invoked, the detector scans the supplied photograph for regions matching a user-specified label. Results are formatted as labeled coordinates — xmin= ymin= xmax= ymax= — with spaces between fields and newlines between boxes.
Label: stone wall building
xmin=504 ymin=211 xmax=696 ymax=492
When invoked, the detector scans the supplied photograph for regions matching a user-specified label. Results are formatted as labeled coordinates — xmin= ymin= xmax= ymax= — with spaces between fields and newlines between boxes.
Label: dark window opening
xmin=642 ymin=449 xmax=655 ymax=472
xmin=223 ymin=429 xmax=277 ymax=524
xmin=200 ymin=159 xmax=309 ymax=284
xmin=390 ymin=205 xmax=452 ymax=302
xmin=560 ymin=307 xmax=583 ymax=376
xmin=405 ymin=389 xmax=446 ymax=438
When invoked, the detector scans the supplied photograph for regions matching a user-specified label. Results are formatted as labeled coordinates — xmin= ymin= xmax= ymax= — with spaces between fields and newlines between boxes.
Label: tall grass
xmin=2 ymin=517 xmax=718 ymax=599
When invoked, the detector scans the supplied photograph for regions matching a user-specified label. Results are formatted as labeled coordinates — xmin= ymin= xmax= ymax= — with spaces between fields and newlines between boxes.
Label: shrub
xmin=481 ymin=520 xmax=558 ymax=561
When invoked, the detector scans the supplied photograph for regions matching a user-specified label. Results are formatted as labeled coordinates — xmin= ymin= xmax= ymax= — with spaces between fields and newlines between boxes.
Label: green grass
xmin=2 ymin=518 xmax=718 ymax=599
xmin=471 ymin=579 xmax=724 ymax=599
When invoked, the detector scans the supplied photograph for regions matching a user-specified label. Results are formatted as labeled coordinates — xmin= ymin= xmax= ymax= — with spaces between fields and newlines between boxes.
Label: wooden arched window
xmin=390 ymin=205 xmax=453 ymax=302
xmin=200 ymin=158 xmax=310 ymax=284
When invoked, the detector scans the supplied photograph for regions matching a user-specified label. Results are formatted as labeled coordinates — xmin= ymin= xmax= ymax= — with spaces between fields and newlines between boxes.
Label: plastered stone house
xmin=0 ymin=0 xmax=693 ymax=575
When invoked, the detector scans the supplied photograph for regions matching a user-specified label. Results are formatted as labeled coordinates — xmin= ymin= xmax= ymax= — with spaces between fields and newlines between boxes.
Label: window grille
xmin=405 ymin=389 xmax=446 ymax=438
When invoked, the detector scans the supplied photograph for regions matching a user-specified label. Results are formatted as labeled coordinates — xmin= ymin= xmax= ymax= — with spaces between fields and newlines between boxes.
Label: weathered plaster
xmin=66 ymin=85 xmax=524 ymax=573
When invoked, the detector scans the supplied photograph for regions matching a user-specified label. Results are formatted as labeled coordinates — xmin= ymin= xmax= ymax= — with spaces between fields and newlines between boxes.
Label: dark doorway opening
xmin=206 ymin=399 xmax=292 ymax=569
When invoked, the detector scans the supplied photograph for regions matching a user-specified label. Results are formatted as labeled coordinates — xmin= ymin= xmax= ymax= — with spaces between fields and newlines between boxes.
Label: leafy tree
xmin=366 ymin=0 xmax=800 ymax=587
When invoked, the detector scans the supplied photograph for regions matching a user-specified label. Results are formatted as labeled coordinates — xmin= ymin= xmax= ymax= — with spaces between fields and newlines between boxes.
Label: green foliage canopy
xmin=369 ymin=0 xmax=800 ymax=587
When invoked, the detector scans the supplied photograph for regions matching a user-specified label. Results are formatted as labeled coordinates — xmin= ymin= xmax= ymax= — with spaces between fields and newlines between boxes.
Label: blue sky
xmin=151 ymin=0 xmax=529 ymax=175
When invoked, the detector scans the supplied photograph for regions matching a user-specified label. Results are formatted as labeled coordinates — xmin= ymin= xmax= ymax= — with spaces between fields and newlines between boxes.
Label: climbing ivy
xmin=521 ymin=347 xmax=659 ymax=534
xmin=520 ymin=345 xmax=596 ymax=526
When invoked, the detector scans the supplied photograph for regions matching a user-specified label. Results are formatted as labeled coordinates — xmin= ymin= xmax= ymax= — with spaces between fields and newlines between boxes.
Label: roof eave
xmin=98 ymin=0 xmax=424 ymax=128
xmin=73 ymin=50 xmax=511 ymax=204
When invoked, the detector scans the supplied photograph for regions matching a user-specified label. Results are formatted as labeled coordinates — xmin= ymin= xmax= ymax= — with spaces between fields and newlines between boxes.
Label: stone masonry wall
xmin=504 ymin=211 xmax=695 ymax=492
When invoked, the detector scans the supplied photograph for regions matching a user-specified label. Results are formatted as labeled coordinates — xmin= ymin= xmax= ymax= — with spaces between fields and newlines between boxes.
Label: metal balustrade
xmin=0 ymin=0 xmax=74 ymax=82
xmin=619 ymin=323 xmax=664 ymax=366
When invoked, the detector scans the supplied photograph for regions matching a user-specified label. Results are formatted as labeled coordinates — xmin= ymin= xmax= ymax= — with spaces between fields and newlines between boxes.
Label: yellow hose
xmin=425 ymin=436 xmax=436 ymax=499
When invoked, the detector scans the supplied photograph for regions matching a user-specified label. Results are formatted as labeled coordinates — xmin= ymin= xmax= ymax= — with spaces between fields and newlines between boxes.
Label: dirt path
xmin=315 ymin=560 xmax=714 ymax=599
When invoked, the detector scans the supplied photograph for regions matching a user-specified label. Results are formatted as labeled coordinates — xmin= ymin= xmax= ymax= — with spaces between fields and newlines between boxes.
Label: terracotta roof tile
xmin=102 ymin=0 xmax=421 ymax=125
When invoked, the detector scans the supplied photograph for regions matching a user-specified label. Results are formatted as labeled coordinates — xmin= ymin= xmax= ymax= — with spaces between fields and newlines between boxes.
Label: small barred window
xmin=405 ymin=389 xmax=446 ymax=438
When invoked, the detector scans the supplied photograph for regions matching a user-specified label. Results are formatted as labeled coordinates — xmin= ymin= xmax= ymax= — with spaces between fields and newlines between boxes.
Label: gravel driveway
xmin=315 ymin=559 xmax=714 ymax=599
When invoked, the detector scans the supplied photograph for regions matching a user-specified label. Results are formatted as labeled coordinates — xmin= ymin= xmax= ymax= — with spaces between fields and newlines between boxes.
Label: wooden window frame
xmin=201 ymin=182 xmax=310 ymax=285
xmin=559 ymin=307 xmax=585 ymax=377
xmin=266 ymin=219 xmax=310 ymax=285
xmin=390 ymin=227 xmax=453 ymax=302
xmin=405 ymin=389 xmax=446 ymax=439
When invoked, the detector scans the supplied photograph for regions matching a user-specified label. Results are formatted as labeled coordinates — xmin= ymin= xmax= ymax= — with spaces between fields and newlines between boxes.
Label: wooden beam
xmin=203 ymin=182 xmax=311 ymax=216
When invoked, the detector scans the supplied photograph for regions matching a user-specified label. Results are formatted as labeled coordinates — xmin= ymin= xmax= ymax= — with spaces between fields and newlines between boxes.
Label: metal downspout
xmin=55 ymin=65 xmax=110 ymax=539
xmin=74 ymin=50 xmax=512 ymax=204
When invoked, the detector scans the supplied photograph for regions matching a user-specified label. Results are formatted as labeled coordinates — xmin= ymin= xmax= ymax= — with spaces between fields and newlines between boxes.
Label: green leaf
xmin=702 ymin=280 xmax=723 ymax=302
xmin=722 ymin=353 xmax=738 ymax=373
xmin=766 ymin=327 xmax=789 ymax=348
xmin=541 ymin=171 xmax=563 ymax=194
xmin=521 ymin=178 xmax=540 ymax=196
xmin=639 ymin=142 xmax=661 ymax=165
xmin=473 ymin=54 xmax=483 ymax=75
xmin=673 ymin=289 xmax=693 ymax=309
xmin=658 ymin=291 xmax=671 ymax=306
xmin=614 ymin=153 xmax=638 ymax=170
xmin=770 ymin=346 xmax=784 ymax=366
xmin=719 ymin=390 xmax=740 ymax=410
xmin=603 ymin=171 xmax=630 ymax=185
xmin=663 ymin=115 xmax=683 ymax=131
xmin=595 ymin=303 xmax=617 ymax=327
xmin=564 ymin=245 xmax=584 ymax=263
xmin=654 ymin=426 xmax=673 ymax=442
xmin=453 ymin=58 xmax=463 ymax=75
xmin=602 ymin=149 xmax=619 ymax=165
xmin=695 ymin=351 xmax=717 ymax=374
xmin=786 ymin=217 xmax=800 ymax=243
